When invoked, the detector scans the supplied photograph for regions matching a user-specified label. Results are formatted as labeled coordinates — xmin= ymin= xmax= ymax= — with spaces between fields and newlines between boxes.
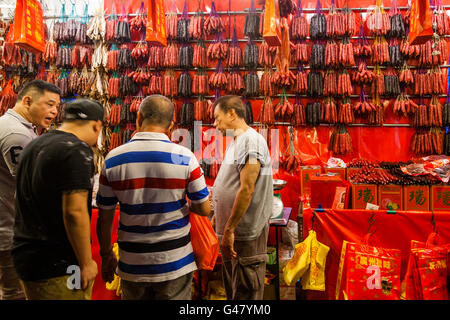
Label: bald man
xmin=96 ymin=94 xmax=211 ymax=300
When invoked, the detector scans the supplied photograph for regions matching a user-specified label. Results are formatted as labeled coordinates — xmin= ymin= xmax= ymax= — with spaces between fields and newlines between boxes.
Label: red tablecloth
xmin=90 ymin=208 xmax=121 ymax=300
xmin=302 ymin=208 xmax=450 ymax=300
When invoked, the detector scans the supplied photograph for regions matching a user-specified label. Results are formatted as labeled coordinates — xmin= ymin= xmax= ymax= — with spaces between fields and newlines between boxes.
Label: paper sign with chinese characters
xmin=431 ymin=185 xmax=450 ymax=211
xmin=351 ymin=184 xmax=378 ymax=209
xmin=403 ymin=185 xmax=430 ymax=211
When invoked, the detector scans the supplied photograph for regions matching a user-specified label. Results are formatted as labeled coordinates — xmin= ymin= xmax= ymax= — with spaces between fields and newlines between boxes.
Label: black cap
xmin=64 ymin=99 xmax=104 ymax=121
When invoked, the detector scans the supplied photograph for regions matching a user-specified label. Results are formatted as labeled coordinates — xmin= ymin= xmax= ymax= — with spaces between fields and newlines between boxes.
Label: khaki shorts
xmin=20 ymin=275 xmax=93 ymax=300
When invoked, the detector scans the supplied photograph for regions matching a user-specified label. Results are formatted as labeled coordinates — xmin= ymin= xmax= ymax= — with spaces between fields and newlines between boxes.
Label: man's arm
xmin=221 ymin=159 xmax=261 ymax=259
xmin=62 ymin=190 xmax=97 ymax=290
xmin=96 ymin=207 xmax=117 ymax=283
xmin=1 ymin=133 xmax=32 ymax=176
xmin=190 ymin=198 xmax=211 ymax=217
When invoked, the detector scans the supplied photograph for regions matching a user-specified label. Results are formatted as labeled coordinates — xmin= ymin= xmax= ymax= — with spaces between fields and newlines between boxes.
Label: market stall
xmin=1 ymin=0 xmax=450 ymax=300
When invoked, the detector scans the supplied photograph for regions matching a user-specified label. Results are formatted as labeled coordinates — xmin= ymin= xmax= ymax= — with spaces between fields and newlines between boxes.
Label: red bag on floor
xmin=401 ymin=233 xmax=449 ymax=300
xmin=190 ymin=213 xmax=219 ymax=271
xmin=336 ymin=234 xmax=402 ymax=300
xmin=12 ymin=0 xmax=45 ymax=54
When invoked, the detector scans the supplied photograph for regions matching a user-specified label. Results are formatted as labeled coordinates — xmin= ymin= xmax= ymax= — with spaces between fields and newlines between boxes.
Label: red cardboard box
xmin=404 ymin=185 xmax=430 ymax=211
xmin=310 ymin=174 xmax=346 ymax=209
xmin=378 ymin=184 xmax=403 ymax=211
xmin=351 ymin=183 xmax=378 ymax=209
xmin=324 ymin=167 xmax=347 ymax=180
xmin=300 ymin=166 xmax=321 ymax=197
xmin=431 ymin=185 xmax=450 ymax=211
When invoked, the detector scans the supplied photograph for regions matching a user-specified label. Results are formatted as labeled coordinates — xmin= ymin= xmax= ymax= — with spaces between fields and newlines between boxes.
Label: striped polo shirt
xmin=96 ymin=131 xmax=209 ymax=283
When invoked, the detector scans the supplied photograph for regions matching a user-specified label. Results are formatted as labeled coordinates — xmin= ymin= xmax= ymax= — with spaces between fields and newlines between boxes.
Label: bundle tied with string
xmin=244 ymin=0 xmax=261 ymax=39
xmin=177 ymin=0 xmax=191 ymax=42
xmin=290 ymin=0 xmax=308 ymax=40
xmin=309 ymin=0 xmax=326 ymax=40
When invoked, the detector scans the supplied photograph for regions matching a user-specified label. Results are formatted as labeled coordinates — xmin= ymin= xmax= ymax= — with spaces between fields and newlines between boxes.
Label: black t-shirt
xmin=12 ymin=130 xmax=94 ymax=281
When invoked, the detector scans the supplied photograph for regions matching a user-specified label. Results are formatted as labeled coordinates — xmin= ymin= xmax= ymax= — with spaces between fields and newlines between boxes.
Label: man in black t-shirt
xmin=12 ymin=99 xmax=104 ymax=300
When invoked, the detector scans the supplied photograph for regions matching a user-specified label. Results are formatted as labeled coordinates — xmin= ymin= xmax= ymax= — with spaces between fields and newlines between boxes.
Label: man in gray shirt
xmin=0 ymin=80 xmax=60 ymax=299
xmin=212 ymin=95 xmax=273 ymax=300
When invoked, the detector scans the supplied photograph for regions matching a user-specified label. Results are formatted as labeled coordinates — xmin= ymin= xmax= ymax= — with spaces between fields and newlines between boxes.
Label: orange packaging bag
xmin=263 ymin=0 xmax=281 ymax=46
xmin=336 ymin=235 xmax=402 ymax=300
xmin=189 ymin=213 xmax=219 ymax=271
xmin=409 ymin=0 xmax=433 ymax=45
xmin=12 ymin=0 xmax=45 ymax=54
xmin=146 ymin=0 xmax=167 ymax=46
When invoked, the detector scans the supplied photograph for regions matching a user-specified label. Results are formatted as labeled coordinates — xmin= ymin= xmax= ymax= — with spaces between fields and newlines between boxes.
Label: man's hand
xmin=221 ymin=228 xmax=237 ymax=259
xmin=80 ymin=259 xmax=98 ymax=290
xmin=101 ymin=250 xmax=118 ymax=283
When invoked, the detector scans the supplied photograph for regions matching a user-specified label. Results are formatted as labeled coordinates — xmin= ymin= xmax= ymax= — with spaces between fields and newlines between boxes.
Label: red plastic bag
xmin=12 ymin=0 xmax=45 ymax=54
xmin=402 ymin=233 xmax=449 ymax=300
xmin=146 ymin=0 xmax=167 ymax=46
xmin=190 ymin=213 xmax=219 ymax=271
xmin=409 ymin=0 xmax=433 ymax=45
xmin=336 ymin=234 xmax=402 ymax=300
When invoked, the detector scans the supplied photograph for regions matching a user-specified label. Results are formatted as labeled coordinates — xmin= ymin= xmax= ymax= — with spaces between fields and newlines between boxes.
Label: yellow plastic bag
xmin=282 ymin=230 xmax=313 ymax=286
xmin=300 ymin=235 xmax=330 ymax=291
xmin=105 ymin=243 xmax=122 ymax=296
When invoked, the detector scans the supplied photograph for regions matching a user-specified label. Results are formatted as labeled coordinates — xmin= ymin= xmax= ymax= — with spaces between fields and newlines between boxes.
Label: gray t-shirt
xmin=213 ymin=127 xmax=273 ymax=241
xmin=0 ymin=109 xmax=36 ymax=250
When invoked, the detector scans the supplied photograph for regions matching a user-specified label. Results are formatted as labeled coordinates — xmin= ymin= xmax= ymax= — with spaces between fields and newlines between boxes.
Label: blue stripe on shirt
xmin=105 ymin=151 xmax=191 ymax=169
xmin=187 ymin=186 xmax=209 ymax=201
xmin=120 ymin=199 xmax=187 ymax=215
xmin=118 ymin=216 xmax=189 ymax=234
xmin=96 ymin=194 xmax=118 ymax=206
xmin=118 ymin=252 xmax=195 ymax=275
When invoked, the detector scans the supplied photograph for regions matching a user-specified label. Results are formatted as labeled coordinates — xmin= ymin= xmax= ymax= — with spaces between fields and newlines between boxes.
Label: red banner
xmin=12 ymin=0 xmax=45 ymax=54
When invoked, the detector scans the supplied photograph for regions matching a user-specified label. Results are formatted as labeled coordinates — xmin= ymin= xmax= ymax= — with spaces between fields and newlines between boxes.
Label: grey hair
xmin=138 ymin=94 xmax=174 ymax=129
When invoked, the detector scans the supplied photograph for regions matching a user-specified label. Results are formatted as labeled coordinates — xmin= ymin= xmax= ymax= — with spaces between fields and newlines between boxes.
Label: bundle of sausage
xmin=354 ymin=89 xmax=376 ymax=114
xmin=207 ymin=40 xmax=228 ymax=62
xmin=411 ymin=130 xmax=443 ymax=155
xmin=68 ymin=69 xmax=80 ymax=96
xmin=209 ymin=62 xmax=228 ymax=90
xmin=398 ymin=65 xmax=414 ymax=86
xmin=344 ymin=10 xmax=358 ymax=36
xmin=189 ymin=12 xmax=205 ymax=40
xmin=226 ymin=28 xmax=243 ymax=68
xmin=258 ymin=97 xmax=275 ymax=125
xmin=259 ymin=41 xmax=278 ymax=67
xmin=337 ymin=71 xmax=352 ymax=96
xmin=307 ymin=71 xmax=323 ymax=97
xmin=0 ymin=81 xmax=17 ymax=115
xmin=370 ymin=70 xmax=385 ymax=96
xmin=366 ymin=8 xmax=390 ymax=36
xmin=279 ymin=153 xmax=302 ymax=173
xmin=306 ymin=102 xmax=321 ymax=126
xmin=290 ymin=11 xmax=308 ymax=40
xmin=177 ymin=12 xmax=191 ymax=42
xmin=347 ymin=158 xmax=379 ymax=168
xmin=353 ymin=42 xmax=373 ymax=58
xmin=428 ymin=95 xmax=443 ymax=127
xmin=348 ymin=166 xmax=398 ymax=185
xmin=393 ymin=94 xmax=418 ymax=118
xmin=367 ymin=102 xmax=385 ymax=126
xmin=163 ymin=71 xmax=178 ymax=98
xmin=163 ymin=42 xmax=179 ymax=68
xmin=227 ymin=71 xmax=245 ymax=95
xmin=326 ymin=10 xmax=345 ymax=38
xmin=352 ymin=61 xmax=376 ymax=85
xmin=432 ymin=7 xmax=450 ymax=36
xmin=128 ymin=69 xmax=151 ymax=85
xmin=279 ymin=0 xmax=297 ymax=18
xmin=387 ymin=13 xmax=405 ymax=38
xmin=178 ymin=72 xmax=192 ymax=97
xmin=179 ymin=101 xmax=194 ymax=127
xmin=106 ymin=47 xmax=119 ymax=71
xmin=293 ymin=68 xmax=308 ymax=95
xmin=148 ymin=73 xmax=163 ymax=95
xmin=193 ymin=42 xmax=207 ymax=68
xmin=311 ymin=43 xmax=325 ymax=69
xmin=166 ymin=13 xmax=178 ymax=40
xmin=193 ymin=71 xmax=209 ymax=96
xmin=131 ymin=42 xmax=149 ymax=61
xmin=323 ymin=70 xmax=338 ymax=96
xmin=443 ymin=102 xmax=450 ymax=126
xmin=129 ymin=5 xmax=146 ymax=33
xmin=321 ymin=97 xmax=337 ymax=124
xmin=120 ymin=74 xmax=138 ymax=96
xmin=244 ymin=4 xmax=261 ymax=39
xmin=290 ymin=42 xmax=309 ymax=65
xmin=372 ymin=41 xmax=390 ymax=64
xmin=194 ymin=99 xmax=209 ymax=121
xmin=328 ymin=125 xmax=352 ymax=155
xmin=108 ymin=100 xmax=122 ymax=126
xmin=43 ymin=41 xmax=58 ymax=64
xmin=130 ymin=96 xmax=143 ymax=113
xmin=121 ymin=96 xmax=135 ymax=123
xmin=388 ymin=41 xmax=403 ymax=67
xmin=411 ymin=103 xmax=429 ymax=127
xmin=271 ymin=70 xmax=295 ymax=89
xmin=108 ymin=74 xmax=121 ymax=98
xmin=56 ymin=72 xmax=69 ymax=98
xmin=400 ymin=39 xmax=420 ymax=58
xmin=384 ymin=68 xmax=401 ymax=97
xmin=244 ymin=40 xmax=259 ymax=69
xmin=338 ymin=41 xmax=355 ymax=66
xmin=147 ymin=45 xmax=163 ymax=69
xmin=56 ymin=46 xmax=73 ymax=69
xmin=427 ymin=38 xmax=450 ymax=66
xmin=105 ymin=18 xmax=118 ymax=41
xmin=118 ymin=46 xmax=136 ymax=69
xmin=204 ymin=1 xmax=226 ymax=35
xmin=260 ymin=70 xmax=275 ymax=97
xmin=115 ymin=19 xmax=131 ymax=43
xmin=179 ymin=44 xmax=194 ymax=69
xmin=275 ymin=95 xmax=294 ymax=121
xmin=338 ymin=98 xmax=355 ymax=124
xmin=109 ymin=129 xmax=122 ymax=152
xmin=292 ymin=99 xmax=306 ymax=126
xmin=309 ymin=13 xmax=326 ymax=40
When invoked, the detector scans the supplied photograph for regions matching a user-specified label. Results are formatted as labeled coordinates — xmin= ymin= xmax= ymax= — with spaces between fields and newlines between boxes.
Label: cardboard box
xmin=300 ymin=166 xmax=321 ymax=197
xmin=404 ymin=185 xmax=430 ymax=211
xmin=310 ymin=174 xmax=344 ymax=209
xmin=378 ymin=184 xmax=403 ymax=211
xmin=431 ymin=185 xmax=450 ymax=211
xmin=324 ymin=167 xmax=347 ymax=180
xmin=351 ymin=183 xmax=378 ymax=209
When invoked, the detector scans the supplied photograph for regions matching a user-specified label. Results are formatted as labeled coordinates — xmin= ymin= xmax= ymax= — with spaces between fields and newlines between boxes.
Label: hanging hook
xmin=367 ymin=210 xmax=377 ymax=237
xmin=431 ymin=210 xmax=437 ymax=233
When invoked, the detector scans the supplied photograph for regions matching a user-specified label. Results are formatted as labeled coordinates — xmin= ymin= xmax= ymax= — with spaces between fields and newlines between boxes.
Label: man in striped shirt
xmin=96 ymin=95 xmax=211 ymax=300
